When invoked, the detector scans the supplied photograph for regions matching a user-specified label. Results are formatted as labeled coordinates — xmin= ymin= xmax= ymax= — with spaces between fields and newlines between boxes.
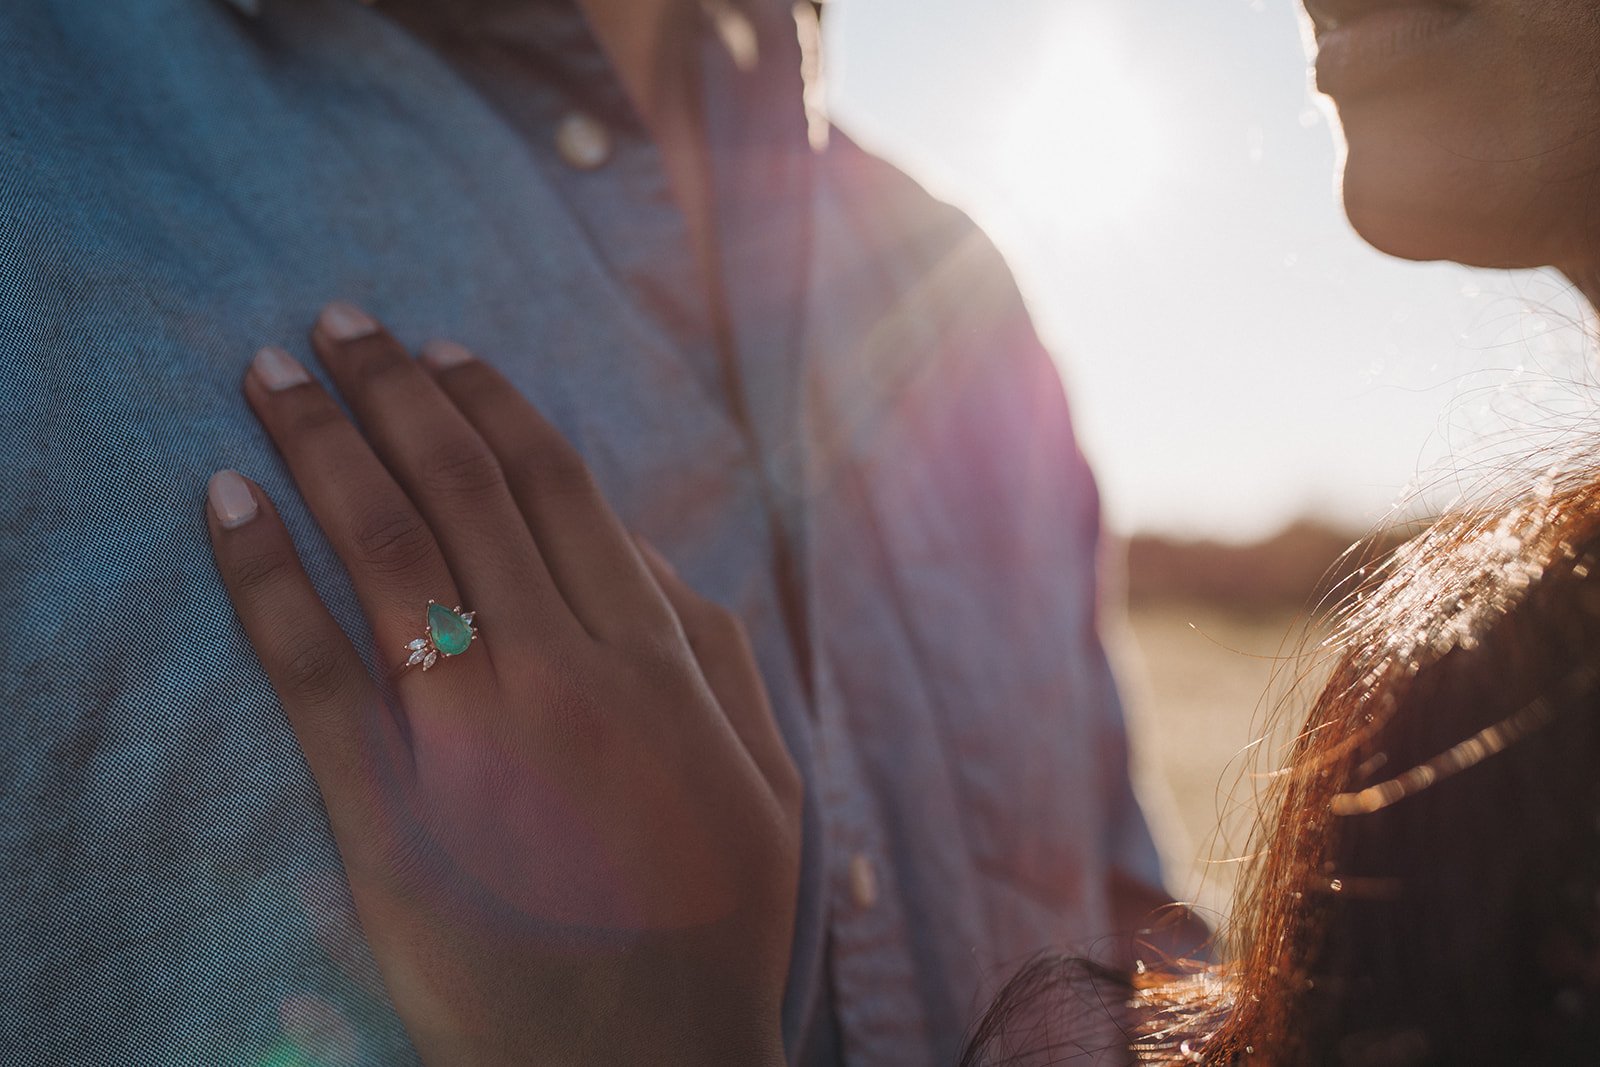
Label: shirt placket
xmin=694 ymin=7 xmax=937 ymax=1063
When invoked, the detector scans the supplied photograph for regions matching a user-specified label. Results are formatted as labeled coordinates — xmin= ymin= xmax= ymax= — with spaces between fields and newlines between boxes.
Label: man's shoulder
xmin=810 ymin=128 xmax=1005 ymax=283
xmin=804 ymin=128 xmax=1050 ymax=397
xmin=811 ymin=129 xmax=968 ymax=224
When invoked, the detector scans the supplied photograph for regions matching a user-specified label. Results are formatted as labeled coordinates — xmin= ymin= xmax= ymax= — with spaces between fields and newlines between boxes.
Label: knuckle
xmin=523 ymin=436 xmax=598 ymax=502
xmin=278 ymin=637 xmax=353 ymax=708
xmin=373 ymin=819 xmax=443 ymax=900
xmin=414 ymin=438 xmax=505 ymax=500
xmin=684 ymin=599 xmax=751 ymax=655
xmin=351 ymin=348 xmax=414 ymax=393
xmin=349 ymin=506 xmax=438 ymax=577
xmin=540 ymin=660 xmax=616 ymax=751
xmin=546 ymin=687 xmax=606 ymax=743
xmin=449 ymin=362 xmax=510 ymax=410
xmin=623 ymin=632 xmax=695 ymax=685
xmin=508 ymin=643 xmax=608 ymax=742
xmin=229 ymin=546 xmax=296 ymax=598
xmin=702 ymin=602 xmax=749 ymax=646
xmin=279 ymin=394 xmax=350 ymax=442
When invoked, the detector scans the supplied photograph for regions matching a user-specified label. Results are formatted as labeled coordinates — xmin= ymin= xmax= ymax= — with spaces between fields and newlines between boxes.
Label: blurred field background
xmin=1110 ymin=522 xmax=1403 ymax=923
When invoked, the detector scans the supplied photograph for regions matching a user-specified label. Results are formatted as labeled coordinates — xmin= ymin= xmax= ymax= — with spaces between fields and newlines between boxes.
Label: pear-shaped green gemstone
xmin=427 ymin=603 xmax=473 ymax=656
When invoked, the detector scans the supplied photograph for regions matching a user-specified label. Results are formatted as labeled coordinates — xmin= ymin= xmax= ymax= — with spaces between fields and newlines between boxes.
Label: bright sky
xmin=825 ymin=0 xmax=1592 ymax=541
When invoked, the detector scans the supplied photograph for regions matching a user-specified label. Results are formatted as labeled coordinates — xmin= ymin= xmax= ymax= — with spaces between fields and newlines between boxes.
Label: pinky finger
xmin=205 ymin=469 xmax=409 ymax=876
xmin=635 ymin=538 xmax=801 ymax=807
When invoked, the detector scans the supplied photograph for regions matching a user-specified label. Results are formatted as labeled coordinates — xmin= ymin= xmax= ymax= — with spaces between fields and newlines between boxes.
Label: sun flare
xmin=997 ymin=12 xmax=1167 ymax=230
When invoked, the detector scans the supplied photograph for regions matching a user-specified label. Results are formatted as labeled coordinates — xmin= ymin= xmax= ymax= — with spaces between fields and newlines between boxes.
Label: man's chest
xmin=1 ymin=0 xmax=782 ymax=580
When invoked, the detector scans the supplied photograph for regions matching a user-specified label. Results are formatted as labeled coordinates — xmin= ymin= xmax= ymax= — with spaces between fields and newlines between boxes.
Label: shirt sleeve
xmin=805 ymin=128 xmax=1180 ymax=943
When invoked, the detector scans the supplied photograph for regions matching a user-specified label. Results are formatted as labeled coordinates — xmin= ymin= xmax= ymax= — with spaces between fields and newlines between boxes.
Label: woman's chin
xmin=1310 ymin=0 xmax=1600 ymax=272
xmin=1341 ymin=186 xmax=1505 ymax=268
xmin=1339 ymin=148 xmax=1567 ymax=270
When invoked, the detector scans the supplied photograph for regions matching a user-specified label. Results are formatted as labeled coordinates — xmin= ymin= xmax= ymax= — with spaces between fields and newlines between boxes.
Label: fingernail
xmin=208 ymin=469 xmax=259 ymax=529
xmin=420 ymin=338 xmax=474 ymax=370
xmin=317 ymin=301 xmax=379 ymax=342
xmin=251 ymin=346 xmax=310 ymax=392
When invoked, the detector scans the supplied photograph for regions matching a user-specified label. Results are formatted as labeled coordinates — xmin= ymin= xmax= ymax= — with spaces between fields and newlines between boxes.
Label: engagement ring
xmin=403 ymin=600 xmax=479 ymax=671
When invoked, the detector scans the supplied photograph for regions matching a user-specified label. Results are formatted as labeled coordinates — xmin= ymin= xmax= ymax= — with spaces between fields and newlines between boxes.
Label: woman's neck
xmin=577 ymin=0 xmax=697 ymax=132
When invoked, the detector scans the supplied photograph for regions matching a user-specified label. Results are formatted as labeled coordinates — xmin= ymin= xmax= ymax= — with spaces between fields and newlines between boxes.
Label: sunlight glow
xmin=996 ymin=11 xmax=1167 ymax=230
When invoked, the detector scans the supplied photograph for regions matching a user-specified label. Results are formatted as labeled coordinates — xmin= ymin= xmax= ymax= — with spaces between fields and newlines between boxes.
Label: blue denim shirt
xmin=0 ymin=1 xmax=1167 ymax=1063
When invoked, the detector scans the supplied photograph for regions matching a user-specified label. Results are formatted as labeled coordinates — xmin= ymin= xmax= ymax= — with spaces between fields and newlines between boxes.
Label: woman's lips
xmin=1311 ymin=3 xmax=1469 ymax=98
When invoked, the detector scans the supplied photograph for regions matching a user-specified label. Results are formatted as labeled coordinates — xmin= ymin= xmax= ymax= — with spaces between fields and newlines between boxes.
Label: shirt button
xmin=555 ymin=111 xmax=613 ymax=171
xmin=848 ymin=852 xmax=880 ymax=910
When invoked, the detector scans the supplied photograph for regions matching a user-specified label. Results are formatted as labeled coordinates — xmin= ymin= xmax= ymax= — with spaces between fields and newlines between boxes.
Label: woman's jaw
xmin=1302 ymin=0 xmax=1600 ymax=296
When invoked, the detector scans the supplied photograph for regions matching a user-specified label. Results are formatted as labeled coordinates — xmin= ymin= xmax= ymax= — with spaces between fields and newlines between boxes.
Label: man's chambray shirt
xmin=0 ymin=1 xmax=1168 ymax=1063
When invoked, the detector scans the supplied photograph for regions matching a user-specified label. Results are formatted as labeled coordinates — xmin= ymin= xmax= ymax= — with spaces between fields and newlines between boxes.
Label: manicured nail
xmin=208 ymin=469 xmax=259 ymax=529
xmin=421 ymin=338 xmax=474 ymax=370
xmin=251 ymin=346 xmax=310 ymax=392
xmin=317 ymin=301 xmax=379 ymax=342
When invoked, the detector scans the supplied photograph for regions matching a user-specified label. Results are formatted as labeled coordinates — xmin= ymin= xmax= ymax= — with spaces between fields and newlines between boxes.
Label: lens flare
xmin=997 ymin=10 xmax=1167 ymax=230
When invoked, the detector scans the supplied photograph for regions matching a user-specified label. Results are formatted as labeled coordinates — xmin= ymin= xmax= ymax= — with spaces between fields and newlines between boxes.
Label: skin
xmin=578 ymin=0 xmax=692 ymax=132
xmin=205 ymin=302 xmax=801 ymax=1065
xmin=579 ymin=0 xmax=722 ymax=314
xmin=1302 ymin=0 xmax=1600 ymax=298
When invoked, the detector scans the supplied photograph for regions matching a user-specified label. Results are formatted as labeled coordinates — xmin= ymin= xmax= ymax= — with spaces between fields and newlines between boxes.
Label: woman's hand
xmin=204 ymin=303 xmax=802 ymax=1066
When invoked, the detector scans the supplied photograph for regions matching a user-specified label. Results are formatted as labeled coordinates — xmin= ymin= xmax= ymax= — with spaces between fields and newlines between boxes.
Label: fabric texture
xmin=0 ymin=1 xmax=1167 ymax=1063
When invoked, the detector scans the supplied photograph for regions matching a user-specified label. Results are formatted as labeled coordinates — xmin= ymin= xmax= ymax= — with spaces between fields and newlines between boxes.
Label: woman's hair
xmin=966 ymin=468 xmax=1600 ymax=1064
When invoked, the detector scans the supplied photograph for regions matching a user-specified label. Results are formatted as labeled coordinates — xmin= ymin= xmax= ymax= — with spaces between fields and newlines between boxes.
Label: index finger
xmin=205 ymin=468 xmax=410 ymax=877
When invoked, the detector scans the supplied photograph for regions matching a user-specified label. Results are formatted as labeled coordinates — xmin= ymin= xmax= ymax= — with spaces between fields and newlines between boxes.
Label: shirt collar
xmin=208 ymin=0 xmax=772 ymax=129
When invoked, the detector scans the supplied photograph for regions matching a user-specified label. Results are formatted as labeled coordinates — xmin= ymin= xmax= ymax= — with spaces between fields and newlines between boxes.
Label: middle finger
xmin=307 ymin=302 xmax=573 ymax=645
